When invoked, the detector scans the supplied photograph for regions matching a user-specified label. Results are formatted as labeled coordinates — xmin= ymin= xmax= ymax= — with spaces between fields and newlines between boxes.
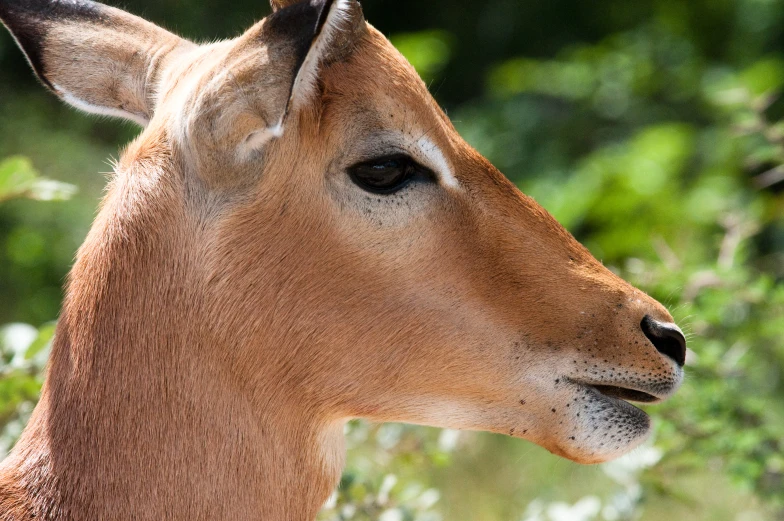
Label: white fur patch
xmin=54 ymin=83 xmax=149 ymax=127
xmin=415 ymin=136 xmax=459 ymax=189
xmin=239 ymin=119 xmax=285 ymax=158
xmin=402 ymin=398 xmax=484 ymax=430
xmin=289 ymin=0 xmax=352 ymax=109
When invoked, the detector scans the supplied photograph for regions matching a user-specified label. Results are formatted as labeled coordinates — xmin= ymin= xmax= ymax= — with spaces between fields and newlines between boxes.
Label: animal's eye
xmin=348 ymin=155 xmax=431 ymax=194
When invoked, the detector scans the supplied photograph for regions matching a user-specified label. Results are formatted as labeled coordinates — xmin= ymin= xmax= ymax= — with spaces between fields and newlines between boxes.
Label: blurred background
xmin=1 ymin=0 xmax=783 ymax=519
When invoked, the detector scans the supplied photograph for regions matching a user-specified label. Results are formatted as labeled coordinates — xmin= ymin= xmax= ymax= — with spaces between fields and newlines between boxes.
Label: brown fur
xmin=0 ymin=1 xmax=684 ymax=519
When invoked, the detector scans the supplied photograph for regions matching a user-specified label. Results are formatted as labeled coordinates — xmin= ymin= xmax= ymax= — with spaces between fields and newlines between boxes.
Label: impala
xmin=0 ymin=0 xmax=687 ymax=519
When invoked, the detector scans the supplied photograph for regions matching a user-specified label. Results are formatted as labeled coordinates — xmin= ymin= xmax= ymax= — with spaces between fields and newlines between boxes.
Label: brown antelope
xmin=0 ymin=0 xmax=687 ymax=519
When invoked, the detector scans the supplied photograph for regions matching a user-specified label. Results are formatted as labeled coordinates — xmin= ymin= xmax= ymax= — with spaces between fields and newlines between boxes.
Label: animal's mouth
xmin=591 ymin=385 xmax=659 ymax=404
xmin=565 ymin=376 xmax=677 ymax=405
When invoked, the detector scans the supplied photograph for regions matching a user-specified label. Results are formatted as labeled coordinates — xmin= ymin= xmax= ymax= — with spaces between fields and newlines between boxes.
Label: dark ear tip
xmin=0 ymin=0 xmax=103 ymax=23
xmin=269 ymin=0 xmax=333 ymax=13
xmin=0 ymin=0 xmax=103 ymax=92
xmin=0 ymin=2 xmax=49 ymax=90
xmin=1 ymin=0 xmax=54 ymax=18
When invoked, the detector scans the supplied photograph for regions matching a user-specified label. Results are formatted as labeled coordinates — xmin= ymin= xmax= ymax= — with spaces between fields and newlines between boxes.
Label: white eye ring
xmin=414 ymin=136 xmax=459 ymax=189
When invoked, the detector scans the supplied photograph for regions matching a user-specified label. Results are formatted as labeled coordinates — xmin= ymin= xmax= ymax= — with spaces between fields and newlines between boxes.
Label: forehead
xmin=314 ymin=27 xmax=463 ymax=186
xmin=320 ymin=28 xmax=457 ymax=149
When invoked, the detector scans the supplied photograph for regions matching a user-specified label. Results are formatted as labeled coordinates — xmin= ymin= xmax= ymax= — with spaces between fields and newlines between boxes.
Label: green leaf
xmin=0 ymin=156 xmax=76 ymax=202
xmin=390 ymin=31 xmax=454 ymax=84
xmin=0 ymin=156 xmax=38 ymax=201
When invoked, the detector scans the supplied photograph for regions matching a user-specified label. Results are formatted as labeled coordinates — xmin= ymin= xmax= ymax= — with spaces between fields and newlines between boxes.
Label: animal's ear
xmin=0 ymin=0 xmax=190 ymax=126
xmin=238 ymin=0 xmax=365 ymax=152
xmin=269 ymin=0 xmax=298 ymax=11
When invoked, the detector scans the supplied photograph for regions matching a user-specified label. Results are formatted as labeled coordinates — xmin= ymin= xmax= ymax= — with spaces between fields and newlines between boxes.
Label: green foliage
xmin=0 ymin=156 xmax=76 ymax=203
xmin=389 ymin=31 xmax=454 ymax=85
xmin=320 ymin=423 xmax=450 ymax=521
xmin=0 ymin=321 xmax=55 ymax=456
xmin=0 ymin=157 xmax=67 ymax=456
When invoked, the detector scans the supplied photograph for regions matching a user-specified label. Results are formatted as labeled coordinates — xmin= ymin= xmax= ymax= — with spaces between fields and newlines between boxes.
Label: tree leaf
xmin=0 ymin=156 xmax=76 ymax=202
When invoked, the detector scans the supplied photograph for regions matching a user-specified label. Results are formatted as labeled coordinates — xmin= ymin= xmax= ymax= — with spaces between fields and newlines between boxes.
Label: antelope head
xmin=0 ymin=0 xmax=686 ymax=518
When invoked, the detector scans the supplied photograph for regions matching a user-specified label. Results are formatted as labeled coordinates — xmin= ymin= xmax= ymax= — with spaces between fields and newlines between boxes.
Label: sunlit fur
xmin=0 ymin=1 xmax=683 ymax=519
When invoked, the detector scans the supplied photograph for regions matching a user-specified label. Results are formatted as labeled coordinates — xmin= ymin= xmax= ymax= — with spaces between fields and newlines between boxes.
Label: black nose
xmin=640 ymin=315 xmax=686 ymax=367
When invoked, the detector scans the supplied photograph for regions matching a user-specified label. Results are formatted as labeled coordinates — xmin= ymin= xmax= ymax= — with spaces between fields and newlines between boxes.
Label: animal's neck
xmin=3 ymin=339 xmax=342 ymax=520
xmin=0 ymin=167 xmax=344 ymax=520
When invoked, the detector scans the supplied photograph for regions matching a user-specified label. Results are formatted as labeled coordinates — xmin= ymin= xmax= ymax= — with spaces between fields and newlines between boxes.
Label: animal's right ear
xmin=0 ymin=0 xmax=190 ymax=126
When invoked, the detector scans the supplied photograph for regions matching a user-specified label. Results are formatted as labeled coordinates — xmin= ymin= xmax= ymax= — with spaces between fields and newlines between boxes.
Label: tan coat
xmin=0 ymin=0 xmax=685 ymax=519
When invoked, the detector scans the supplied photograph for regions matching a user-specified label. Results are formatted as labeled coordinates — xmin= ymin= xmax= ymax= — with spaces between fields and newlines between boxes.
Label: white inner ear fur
xmin=239 ymin=119 xmax=285 ymax=159
xmin=54 ymin=83 xmax=150 ymax=127
xmin=289 ymin=0 xmax=353 ymax=110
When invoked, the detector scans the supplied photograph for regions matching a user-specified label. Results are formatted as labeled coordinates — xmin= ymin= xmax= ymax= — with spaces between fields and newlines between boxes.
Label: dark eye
xmin=348 ymin=154 xmax=431 ymax=194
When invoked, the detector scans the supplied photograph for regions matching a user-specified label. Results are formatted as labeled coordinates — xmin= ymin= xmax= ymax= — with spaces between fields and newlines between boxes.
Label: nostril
xmin=640 ymin=315 xmax=686 ymax=367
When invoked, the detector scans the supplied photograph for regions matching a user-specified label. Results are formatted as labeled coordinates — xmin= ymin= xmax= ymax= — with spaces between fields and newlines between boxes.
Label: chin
xmin=541 ymin=384 xmax=655 ymax=464
xmin=556 ymin=422 xmax=651 ymax=465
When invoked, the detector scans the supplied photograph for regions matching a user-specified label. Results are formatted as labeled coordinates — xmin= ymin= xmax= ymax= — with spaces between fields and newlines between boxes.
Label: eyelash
xmin=347 ymin=154 xmax=435 ymax=195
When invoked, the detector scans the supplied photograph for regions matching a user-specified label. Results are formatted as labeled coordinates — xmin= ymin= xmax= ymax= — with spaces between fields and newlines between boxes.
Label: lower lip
xmin=591 ymin=385 xmax=659 ymax=403
xmin=579 ymin=385 xmax=652 ymax=433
